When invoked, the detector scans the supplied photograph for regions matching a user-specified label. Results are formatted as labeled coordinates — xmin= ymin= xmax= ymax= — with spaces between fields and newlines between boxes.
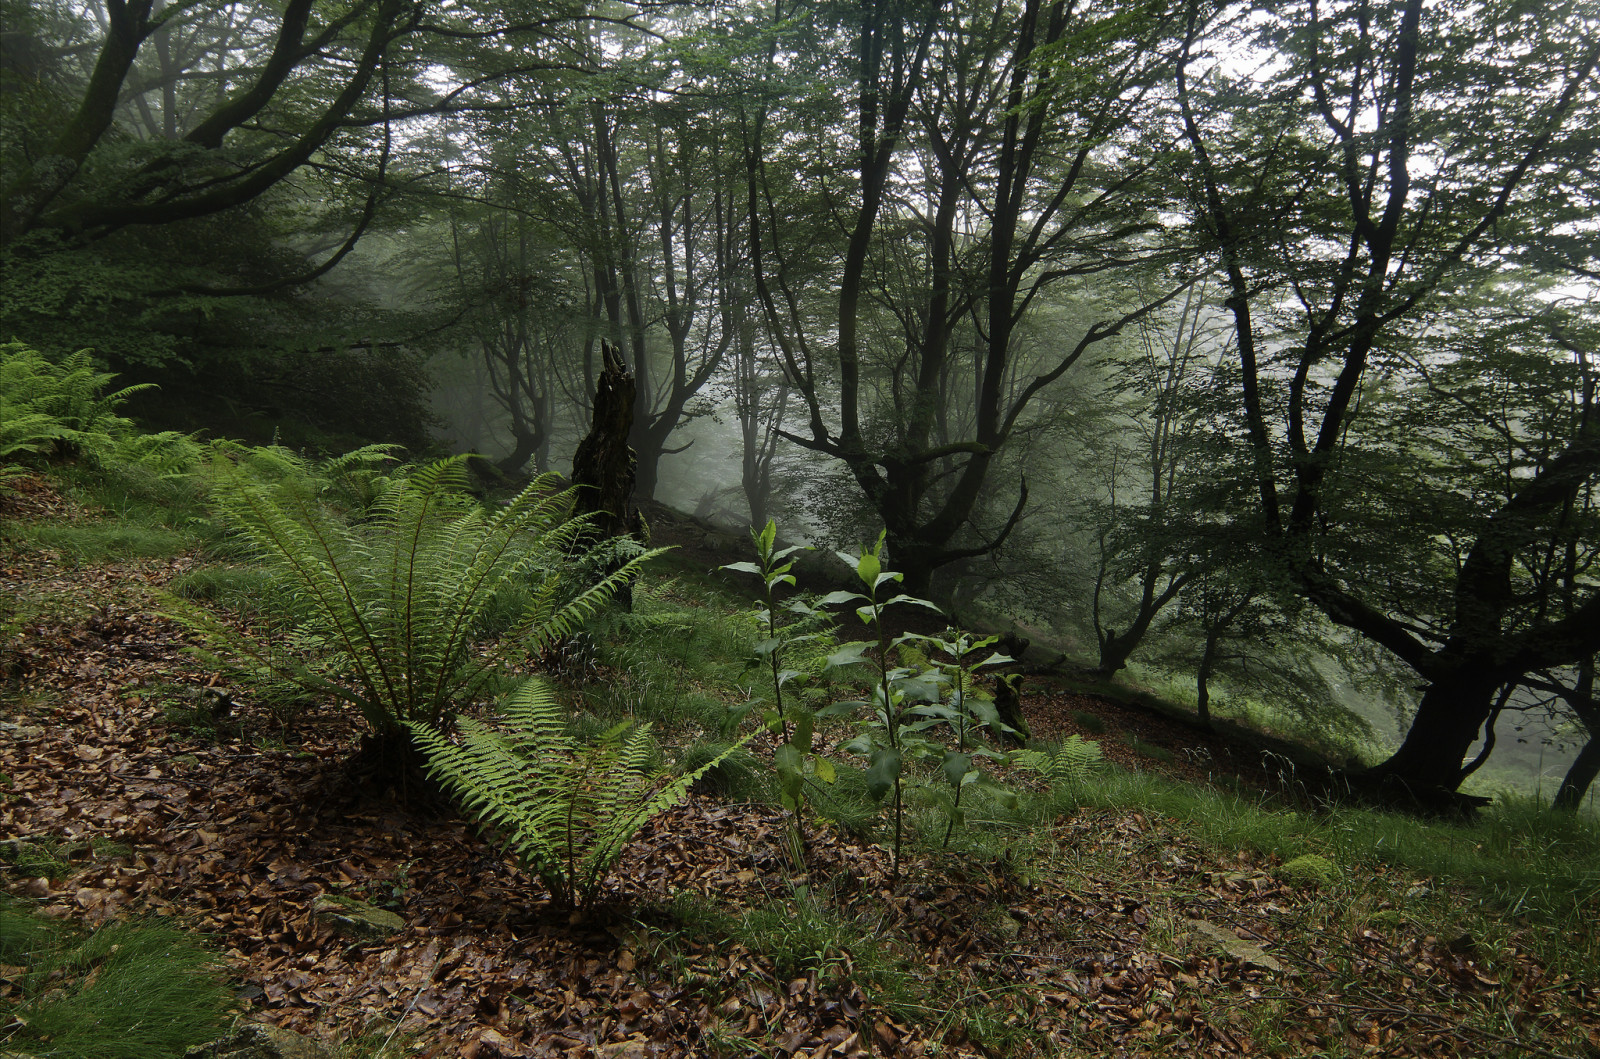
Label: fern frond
xmin=1016 ymin=735 xmax=1103 ymax=786
xmin=409 ymin=678 xmax=748 ymax=907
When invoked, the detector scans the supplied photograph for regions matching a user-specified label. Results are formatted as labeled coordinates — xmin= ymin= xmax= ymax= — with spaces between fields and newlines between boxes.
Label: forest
xmin=1 ymin=0 xmax=1598 ymax=1056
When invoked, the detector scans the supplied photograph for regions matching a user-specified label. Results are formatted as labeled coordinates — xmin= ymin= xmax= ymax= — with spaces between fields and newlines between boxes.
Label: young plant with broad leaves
xmin=821 ymin=533 xmax=945 ymax=887
xmin=905 ymin=628 xmax=1018 ymax=847
xmin=408 ymin=678 xmax=744 ymax=909
xmin=723 ymin=520 xmax=837 ymax=868
xmin=188 ymin=450 xmax=659 ymax=744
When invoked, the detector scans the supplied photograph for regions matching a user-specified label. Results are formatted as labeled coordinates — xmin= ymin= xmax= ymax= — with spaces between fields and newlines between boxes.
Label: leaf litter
xmin=2 ymin=526 xmax=1597 ymax=1058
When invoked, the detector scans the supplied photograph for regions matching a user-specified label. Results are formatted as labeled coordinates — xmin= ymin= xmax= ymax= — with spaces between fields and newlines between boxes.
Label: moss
xmin=1278 ymin=853 xmax=1338 ymax=887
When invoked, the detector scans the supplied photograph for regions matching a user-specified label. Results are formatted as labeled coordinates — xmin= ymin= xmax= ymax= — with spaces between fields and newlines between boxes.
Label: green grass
xmin=677 ymin=739 xmax=774 ymax=802
xmin=1127 ymin=735 xmax=1176 ymax=764
xmin=169 ymin=564 xmax=279 ymax=611
xmin=1070 ymin=708 xmax=1106 ymax=734
xmin=1051 ymin=769 xmax=1600 ymax=937
xmin=8 ymin=519 xmax=191 ymax=563
xmin=0 ymin=896 xmax=233 ymax=1059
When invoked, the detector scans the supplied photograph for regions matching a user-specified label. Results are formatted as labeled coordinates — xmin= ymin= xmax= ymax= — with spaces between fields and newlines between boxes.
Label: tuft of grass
xmin=168 ymin=565 xmax=279 ymax=613
xmin=10 ymin=519 xmax=190 ymax=564
xmin=678 ymin=740 xmax=773 ymax=802
xmin=1070 ymin=708 xmax=1106 ymax=734
xmin=0 ymin=896 xmax=233 ymax=1059
xmin=1127 ymin=735 xmax=1176 ymax=765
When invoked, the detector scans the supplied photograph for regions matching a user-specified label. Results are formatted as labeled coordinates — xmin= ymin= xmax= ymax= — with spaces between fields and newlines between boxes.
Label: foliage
xmin=903 ymin=627 xmax=1017 ymax=847
xmin=0 ymin=897 xmax=231 ymax=1059
xmin=0 ymin=342 xmax=144 ymax=489
xmin=1016 ymin=735 xmax=1105 ymax=787
xmin=723 ymin=520 xmax=840 ymax=864
xmin=823 ymin=532 xmax=949 ymax=884
xmin=188 ymin=450 xmax=658 ymax=736
xmin=407 ymin=678 xmax=745 ymax=908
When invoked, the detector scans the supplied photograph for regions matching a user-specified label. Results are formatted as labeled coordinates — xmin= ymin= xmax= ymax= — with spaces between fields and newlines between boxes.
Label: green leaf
xmin=840 ymin=733 xmax=876 ymax=756
xmin=942 ymin=751 xmax=973 ymax=789
xmin=813 ymin=757 xmax=836 ymax=784
xmin=855 ymin=550 xmax=881 ymax=588
xmin=865 ymin=747 xmax=902 ymax=801
xmin=816 ymin=589 xmax=866 ymax=607
xmin=775 ymin=742 xmax=804 ymax=775
xmin=884 ymin=593 xmax=943 ymax=612
xmin=790 ymin=710 xmax=814 ymax=751
xmin=816 ymin=698 xmax=864 ymax=720
xmin=825 ymin=642 xmax=872 ymax=670
xmin=721 ymin=561 xmax=763 ymax=576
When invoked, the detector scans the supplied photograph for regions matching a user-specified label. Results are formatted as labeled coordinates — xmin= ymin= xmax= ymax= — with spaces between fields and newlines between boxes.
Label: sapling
xmin=906 ymin=627 xmax=1016 ymax=847
xmin=821 ymin=533 xmax=943 ymax=888
xmin=723 ymin=520 xmax=836 ymax=868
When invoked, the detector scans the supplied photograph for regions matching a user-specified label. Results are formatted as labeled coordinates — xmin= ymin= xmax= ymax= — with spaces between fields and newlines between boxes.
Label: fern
xmin=408 ymin=679 xmax=745 ymax=907
xmin=186 ymin=450 xmax=662 ymax=735
xmin=0 ymin=343 xmax=156 ymax=486
xmin=1015 ymin=735 xmax=1104 ymax=786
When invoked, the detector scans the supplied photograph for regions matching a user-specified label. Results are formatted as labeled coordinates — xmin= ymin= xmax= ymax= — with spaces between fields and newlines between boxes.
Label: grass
xmin=1070 ymin=708 xmax=1106 ymax=734
xmin=1050 ymin=769 xmax=1600 ymax=944
xmin=169 ymin=564 xmax=280 ymax=612
xmin=0 ymin=896 xmax=233 ymax=1059
xmin=1127 ymin=734 xmax=1176 ymax=765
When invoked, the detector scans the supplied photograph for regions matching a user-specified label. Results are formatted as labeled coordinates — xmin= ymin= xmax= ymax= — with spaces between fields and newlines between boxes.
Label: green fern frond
xmin=409 ymin=678 xmax=746 ymax=907
xmin=1015 ymin=735 xmax=1103 ymax=786
xmin=192 ymin=451 xmax=650 ymax=737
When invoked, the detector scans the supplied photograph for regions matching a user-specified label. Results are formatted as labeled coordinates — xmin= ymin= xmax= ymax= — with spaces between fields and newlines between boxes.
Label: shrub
xmin=409 ymin=678 xmax=745 ymax=908
xmin=186 ymin=451 xmax=659 ymax=737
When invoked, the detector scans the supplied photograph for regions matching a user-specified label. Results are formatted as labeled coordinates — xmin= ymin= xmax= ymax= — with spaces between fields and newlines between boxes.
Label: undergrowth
xmin=0 ymin=895 xmax=232 ymax=1059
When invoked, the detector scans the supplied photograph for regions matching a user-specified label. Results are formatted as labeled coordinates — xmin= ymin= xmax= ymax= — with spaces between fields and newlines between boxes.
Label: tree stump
xmin=571 ymin=339 xmax=644 ymax=603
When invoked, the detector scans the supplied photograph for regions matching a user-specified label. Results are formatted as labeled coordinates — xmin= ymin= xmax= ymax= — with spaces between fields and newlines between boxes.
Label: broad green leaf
xmin=790 ymin=710 xmax=814 ymax=751
xmin=865 ymin=747 xmax=902 ymax=800
xmin=884 ymin=593 xmax=943 ymax=611
xmin=816 ymin=698 xmax=864 ymax=720
xmin=825 ymin=642 xmax=872 ymax=669
xmin=855 ymin=550 xmax=881 ymax=587
xmin=817 ymin=590 xmax=867 ymax=607
xmin=721 ymin=561 xmax=763 ymax=576
xmin=775 ymin=742 xmax=804 ymax=775
xmin=813 ymin=757 xmax=836 ymax=784
xmin=942 ymin=751 xmax=973 ymax=789
xmin=840 ymin=733 xmax=876 ymax=756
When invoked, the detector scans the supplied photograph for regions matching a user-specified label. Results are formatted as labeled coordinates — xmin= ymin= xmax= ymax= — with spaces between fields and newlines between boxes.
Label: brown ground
xmin=2 ymin=483 xmax=1594 ymax=1058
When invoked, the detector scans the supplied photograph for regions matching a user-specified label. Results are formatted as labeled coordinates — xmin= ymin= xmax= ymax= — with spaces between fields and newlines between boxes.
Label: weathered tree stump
xmin=571 ymin=339 xmax=644 ymax=604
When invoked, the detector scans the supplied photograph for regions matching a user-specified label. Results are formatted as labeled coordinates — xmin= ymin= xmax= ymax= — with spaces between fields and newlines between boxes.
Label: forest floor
xmin=3 ymin=476 xmax=1599 ymax=1059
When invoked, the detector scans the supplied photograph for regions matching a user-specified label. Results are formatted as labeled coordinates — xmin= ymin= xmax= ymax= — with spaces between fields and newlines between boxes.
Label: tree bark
xmin=1366 ymin=670 xmax=1501 ymax=794
xmin=1195 ymin=632 xmax=1218 ymax=730
xmin=571 ymin=339 xmax=642 ymax=545
xmin=1554 ymin=734 xmax=1600 ymax=812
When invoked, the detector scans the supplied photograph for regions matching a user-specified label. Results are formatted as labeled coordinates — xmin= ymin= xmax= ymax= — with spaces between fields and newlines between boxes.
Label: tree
xmin=747 ymin=0 xmax=1193 ymax=595
xmin=1176 ymin=0 xmax=1600 ymax=796
xmin=1083 ymin=279 xmax=1234 ymax=674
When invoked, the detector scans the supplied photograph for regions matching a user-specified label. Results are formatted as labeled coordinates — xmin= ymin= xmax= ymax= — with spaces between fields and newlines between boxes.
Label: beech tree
xmin=1177 ymin=0 xmax=1600 ymax=796
xmin=747 ymin=0 xmax=1193 ymax=595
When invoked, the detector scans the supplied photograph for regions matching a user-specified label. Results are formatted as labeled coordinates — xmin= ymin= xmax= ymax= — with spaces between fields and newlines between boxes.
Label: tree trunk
xmin=495 ymin=425 xmax=544 ymax=477
xmin=1195 ymin=633 xmax=1218 ymax=730
xmin=571 ymin=339 xmax=642 ymax=546
xmin=1554 ymin=734 xmax=1600 ymax=812
xmin=1366 ymin=670 xmax=1500 ymax=794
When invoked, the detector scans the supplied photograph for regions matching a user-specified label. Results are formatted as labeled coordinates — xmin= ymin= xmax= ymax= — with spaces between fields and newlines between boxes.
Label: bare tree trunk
xmin=571 ymin=339 xmax=643 ymax=547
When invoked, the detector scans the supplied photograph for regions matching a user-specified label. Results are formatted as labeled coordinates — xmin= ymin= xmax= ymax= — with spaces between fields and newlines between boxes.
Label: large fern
xmin=408 ymin=679 xmax=743 ymax=907
xmin=189 ymin=450 xmax=660 ymax=735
